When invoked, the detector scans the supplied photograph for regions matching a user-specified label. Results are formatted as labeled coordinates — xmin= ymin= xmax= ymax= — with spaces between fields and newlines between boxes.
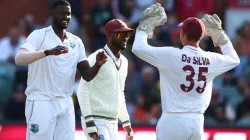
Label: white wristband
xmin=128 ymin=131 xmax=134 ymax=136
xmin=86 ymin=126 xmax=98 ymax=134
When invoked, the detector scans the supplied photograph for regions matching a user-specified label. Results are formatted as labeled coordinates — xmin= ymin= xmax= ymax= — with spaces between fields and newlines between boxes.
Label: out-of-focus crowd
xmin=1 ymin=0 xmax=250 ymax=127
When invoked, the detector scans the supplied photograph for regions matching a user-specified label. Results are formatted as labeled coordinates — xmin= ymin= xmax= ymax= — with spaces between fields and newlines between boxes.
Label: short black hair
xmin=186 ymin=34 xmax=201 ymax=42
xmin=51 ymin=0 xmax=70 ymax=10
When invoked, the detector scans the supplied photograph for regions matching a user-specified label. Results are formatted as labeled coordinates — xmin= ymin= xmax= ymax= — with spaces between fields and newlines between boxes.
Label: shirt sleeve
xmin=118 ymin=58 xmax=131 ymax=127
xmin=77 ymin=52 xmax=97 ymax=122
xmin=210 ymin=41 xmax=240 ymax=76
xmin=132 ymin=31 xmax=176 ymax=70
xmin=77 ymin=78 xmax=94 ymax=122
xmin=21 ymin=30 xmax=41 ymax=52
xmin=77 ymin=39 xmax=88 ymax=63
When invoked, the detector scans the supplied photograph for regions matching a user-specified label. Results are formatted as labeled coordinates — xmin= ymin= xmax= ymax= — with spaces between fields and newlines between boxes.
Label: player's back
xmin=132 ymin=31 xmax=239 ymax=114
xmin=159 ymin=45 xmax=237 ymax=114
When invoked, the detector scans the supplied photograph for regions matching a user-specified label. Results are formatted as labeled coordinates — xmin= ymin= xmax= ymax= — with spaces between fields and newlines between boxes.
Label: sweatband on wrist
xmin=127 ymin=131 xmax=134 ymax=136
xmin=85 ymin=126 xmax=98 ymax=134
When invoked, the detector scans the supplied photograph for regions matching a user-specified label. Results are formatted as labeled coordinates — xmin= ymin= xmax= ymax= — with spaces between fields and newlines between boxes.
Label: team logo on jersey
xmin=30 ymin=123 xmax=39 ymax=133
xmin=70 ymin=42 xmax=76 ymax=48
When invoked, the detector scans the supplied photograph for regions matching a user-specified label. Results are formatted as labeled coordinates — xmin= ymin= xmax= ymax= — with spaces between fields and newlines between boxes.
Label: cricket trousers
xmin=156 ymin=112 xmax=204 ymax=140
xmin=25 ymin=97 xmax=75 ymax=140
xmin=81 ymin=118 xmax=118 ymax=140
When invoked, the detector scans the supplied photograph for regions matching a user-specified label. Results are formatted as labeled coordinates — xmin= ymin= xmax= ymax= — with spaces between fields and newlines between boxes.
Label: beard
xmin=112 ymin=40 xmax=126 ymax=50
xmin=54 ymin=19 xmax=68 ymax=30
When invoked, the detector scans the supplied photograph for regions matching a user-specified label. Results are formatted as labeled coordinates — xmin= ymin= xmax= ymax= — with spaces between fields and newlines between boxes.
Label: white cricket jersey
xmin=20 ymin=26 xmax=87 ymax=100
xmin=132 ymin=31 xmax=240 ymax=114
xmin=77 ymin=45 xmax=131 ymax=127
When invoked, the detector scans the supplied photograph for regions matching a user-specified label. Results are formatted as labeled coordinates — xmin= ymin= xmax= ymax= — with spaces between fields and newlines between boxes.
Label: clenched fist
xmin=96 ymin=50 xmax=108 ymax=65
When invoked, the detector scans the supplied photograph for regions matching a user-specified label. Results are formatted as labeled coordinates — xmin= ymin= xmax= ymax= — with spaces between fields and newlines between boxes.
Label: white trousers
xmin=25 ymin=97 xmax=75 ymax=140
xmin=156 ymin=112 xmax=204 ymax=140
xmin=81 ymin=118 xmax=118 ymax=140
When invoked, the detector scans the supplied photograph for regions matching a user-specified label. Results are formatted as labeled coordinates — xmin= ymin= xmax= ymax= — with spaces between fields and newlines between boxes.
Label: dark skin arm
xmin=124 ymin=125 xmax=133 ymax=140
xmin=86 ymin=121 xmax=99 ymax=139
xmin=77 ymin=51 xmax=107 ymax=82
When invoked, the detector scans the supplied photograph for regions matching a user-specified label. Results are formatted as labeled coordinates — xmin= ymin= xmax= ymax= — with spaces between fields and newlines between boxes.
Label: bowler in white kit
xmin=14 ymin=1 xmax=107 ymax=140
xmin=132 ymin=3 xmax=240 ymax=140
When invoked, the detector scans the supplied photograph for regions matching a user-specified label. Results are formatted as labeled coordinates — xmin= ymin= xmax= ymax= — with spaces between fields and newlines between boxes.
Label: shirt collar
xmin=49 ymin=25 xmax=68 ymax=40
xmin=183 ymin=45 xmax=202 ymax=51
xmin=104 ymin=45 xmax=120 ymax=59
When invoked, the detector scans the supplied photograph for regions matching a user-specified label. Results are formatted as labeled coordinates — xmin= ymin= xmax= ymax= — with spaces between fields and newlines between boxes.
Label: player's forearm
xmin=119 ymin=109 xmax=131 ymax=127
xmin=119 ymin=93 xmax=131 ymax=127
xmin=132 ymin=31 xmax=158 ymax=63
xmin=132 ymin=31 xmax=149 ymax=54
xmin=220 ymin=41 xmax=240 ymax=65
xmin=77 ymin=83 xmax=93 ymax=121
xmin=132 ymin=31 xmax=166 ymax=69
xmin=79 ymin=62 xmax=101 ymax=82
xmin=119 ymin=112 xmax=131 ymax=127
xmin=15 ymin=49 xmax=46 ymax=66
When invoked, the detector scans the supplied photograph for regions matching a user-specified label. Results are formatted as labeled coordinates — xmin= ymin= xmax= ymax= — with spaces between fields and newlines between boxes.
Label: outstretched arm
xmin=132 ymin=3 xmax=173 ymax=70
xmin=201 ymin=14 xmax=240 ymax=75
xmin=132 ymin=31 xmax=175 ymax=70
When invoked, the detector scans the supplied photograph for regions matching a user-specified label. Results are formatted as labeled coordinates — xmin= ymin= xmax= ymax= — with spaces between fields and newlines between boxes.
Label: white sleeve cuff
xmin=122 ymin=120 xmax=131 ymax=128
xmin=85 ymin=126 xmax=98 ymax=133
xmin=136 ymin=31 xmax=148 ymax=36
xmin=84 ymin=115 xmax=94 ymax=122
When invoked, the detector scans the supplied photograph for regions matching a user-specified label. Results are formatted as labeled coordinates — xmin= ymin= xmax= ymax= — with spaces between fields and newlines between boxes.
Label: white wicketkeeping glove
xmin=137 ymin=16 xmax=162 ymax=38
xmin=143 ymin=3 xmax=167 ymax=24
xmin=137 ymin=3 xmax=167 ymax=38
xmin=201 ymin=14 xmax=230 ymax=47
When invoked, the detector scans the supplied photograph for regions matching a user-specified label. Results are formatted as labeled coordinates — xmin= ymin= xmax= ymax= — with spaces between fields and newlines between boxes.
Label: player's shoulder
xmin=88 ymin=49 xmax=103 ymax=58
xmin=120 ymin=54 xmax=128 ymax=62
xmin=201 ymin=50 xmax=219 ymax=58
xmin=166 ymin=46 xmax=181 ymax=54
xmin=28 ymin=26 xmax=52 ymax=37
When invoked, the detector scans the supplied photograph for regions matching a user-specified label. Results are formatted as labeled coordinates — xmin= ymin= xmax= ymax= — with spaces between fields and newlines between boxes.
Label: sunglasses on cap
xmin=117 ymin=32 xmax=131 ymax=39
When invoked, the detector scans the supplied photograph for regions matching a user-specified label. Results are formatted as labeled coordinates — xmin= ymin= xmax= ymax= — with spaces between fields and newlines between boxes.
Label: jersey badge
xmin=70 ymin=42 xmax=76 ymax=49
xmin=30 ymin=123 xmax=39 ymax=133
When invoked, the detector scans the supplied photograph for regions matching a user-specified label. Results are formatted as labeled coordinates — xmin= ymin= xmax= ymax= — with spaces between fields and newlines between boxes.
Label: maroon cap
xmin=178 ymin=17 xmax=205 ymax=39
xmin=105 ymin=19 xmax=135 ymax=36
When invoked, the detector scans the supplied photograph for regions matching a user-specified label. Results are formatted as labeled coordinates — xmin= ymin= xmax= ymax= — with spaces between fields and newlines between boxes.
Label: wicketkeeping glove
xmin=137 ymin=3 xmax=167 ymax=38
xmin=137 ymin=16 xmax=162 ymax=38
xmin=201 ymin=14 xmax=229 ymax=47
xmin=143 ymin=3 xmax=167 ymax=23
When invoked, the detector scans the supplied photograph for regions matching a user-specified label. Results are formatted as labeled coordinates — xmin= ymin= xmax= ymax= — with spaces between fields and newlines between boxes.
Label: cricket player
xmin=15 ymin=1 xmax=107 ymax=140
xmin=132 ymin=3 xmax=240 ymax=140
xmin=77 ymin=19 xmax=134 ymax=140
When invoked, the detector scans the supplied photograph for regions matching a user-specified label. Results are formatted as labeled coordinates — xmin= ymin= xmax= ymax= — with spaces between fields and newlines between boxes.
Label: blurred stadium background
xmin=0 ymin=0 xmax=250 ymax=139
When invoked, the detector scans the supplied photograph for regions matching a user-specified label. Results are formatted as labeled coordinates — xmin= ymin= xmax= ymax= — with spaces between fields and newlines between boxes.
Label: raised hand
xmin=200 ymin=14 xmax=229 ymax=46
xmin=44 ymin=45 xmax=68 ymax=56
xmin=137 ymin=3 xmax=167 ymax=38
xmin=96 ymin=50 xmax=107 ymax=65
xmin=201 ymin=14 xmax=222 ymax=36
xmin=142 ymin=3 xmax=167 ymax=25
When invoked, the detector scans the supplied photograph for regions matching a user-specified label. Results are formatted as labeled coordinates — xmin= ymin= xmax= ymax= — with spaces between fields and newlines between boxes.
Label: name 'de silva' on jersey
xmin=182 ymin=54 xmax=210 ymax=66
